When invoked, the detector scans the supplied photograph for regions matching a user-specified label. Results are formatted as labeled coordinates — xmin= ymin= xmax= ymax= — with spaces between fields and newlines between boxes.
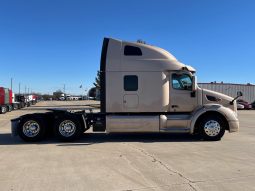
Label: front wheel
xmin=54 ymin=116 xmax=82 ymax=141
xmin=198 ymin=115 xmax=226 ymax=141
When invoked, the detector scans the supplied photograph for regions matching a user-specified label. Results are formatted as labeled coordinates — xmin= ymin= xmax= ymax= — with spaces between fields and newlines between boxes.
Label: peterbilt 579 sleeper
xmin=11 ymin=38 xmax=241 ymax=141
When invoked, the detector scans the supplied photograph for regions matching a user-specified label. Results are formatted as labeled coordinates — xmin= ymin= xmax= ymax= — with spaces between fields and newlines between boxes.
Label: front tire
xmin=198 ymin=115 xmax=226 ymax=141
xmin=18 ymin=116 xmax=46 ymax=142
xmin=54 ymin=116 xmax=82 ymax=141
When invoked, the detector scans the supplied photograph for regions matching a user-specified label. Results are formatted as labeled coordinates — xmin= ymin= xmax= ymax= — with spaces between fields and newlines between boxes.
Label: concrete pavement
xmin=0 ymin=101 xmax=254 ymax=191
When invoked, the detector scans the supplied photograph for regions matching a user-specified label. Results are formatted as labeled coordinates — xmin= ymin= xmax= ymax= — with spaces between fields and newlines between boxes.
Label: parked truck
xmin=11 ymin=92 xmax=26 ymax=110
xmin=15 ymin=94 xmax=26 ymax=108
xmin=11 ymin=38 xmax=241 ymax=141
xmin=0 ymin=87 xmax=13 ymax=114
xmin=0 ymin=87 xmax=7 ymax=114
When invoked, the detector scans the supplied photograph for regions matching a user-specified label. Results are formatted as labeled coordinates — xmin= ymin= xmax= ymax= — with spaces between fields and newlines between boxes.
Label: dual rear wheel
xmin=54 ymin=116 xmax=82 ymax=141
xmin=18 ymin=115 xmax=82 ymax=142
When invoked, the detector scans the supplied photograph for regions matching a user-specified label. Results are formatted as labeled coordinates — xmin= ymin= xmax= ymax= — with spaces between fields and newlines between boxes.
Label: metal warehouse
xmin=198 ymin=82 xmax=255 ymax=103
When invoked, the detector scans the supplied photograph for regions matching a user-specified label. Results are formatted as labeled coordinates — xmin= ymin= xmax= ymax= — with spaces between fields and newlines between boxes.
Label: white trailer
xmin=11 ymin=38 xmax=241 ymax=142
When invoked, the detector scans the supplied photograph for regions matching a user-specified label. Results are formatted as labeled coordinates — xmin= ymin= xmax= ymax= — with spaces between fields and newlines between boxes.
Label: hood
xmin=203 ymin=89 xmax=233 ymax=102
xmin=202 ymin=89 xmax=236 ymax=112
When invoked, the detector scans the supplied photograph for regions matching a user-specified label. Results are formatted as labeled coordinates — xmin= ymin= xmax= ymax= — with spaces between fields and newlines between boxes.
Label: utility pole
xmin=19 ymin=83 xmax=21 ymax=94
xmin=63 ymin=84 xmax=66 ymax=94
xmin=25 ymin=85 xmax=27 ymax=95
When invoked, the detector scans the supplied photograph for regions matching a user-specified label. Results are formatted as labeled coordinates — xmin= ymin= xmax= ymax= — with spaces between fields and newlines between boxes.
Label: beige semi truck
xmin=11 ymin=38 xmax=242 ymax=142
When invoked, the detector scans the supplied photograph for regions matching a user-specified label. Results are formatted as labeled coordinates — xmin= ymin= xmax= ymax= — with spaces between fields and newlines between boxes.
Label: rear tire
xmin=198 ymin=115 xmax=226 ymax=141
xmin=13 ymin=104 xmax=18 ymax=110
xmin=7 ymin=105 xmax=12 ymax=112
xmin=0 ymin=106 xmax=7 ymax=114
xmin=20 ymin=102 xmax=25 ymax=108
xmin=18 ymin=116 xmax=46 ymax=142
xmin=54 ymin=115 xmax=82 ymax=141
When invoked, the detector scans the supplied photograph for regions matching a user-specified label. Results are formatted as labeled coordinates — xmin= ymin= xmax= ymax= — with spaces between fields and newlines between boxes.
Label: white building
xmin=198 ymin=82 xmax=255 ymax=103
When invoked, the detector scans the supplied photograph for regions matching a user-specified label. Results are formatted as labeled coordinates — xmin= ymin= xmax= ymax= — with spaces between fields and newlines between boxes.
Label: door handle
xmin=123 ymin=100 xmax=127 ymax=103
xmin=172 ymin=105 xmax=179 ymax=108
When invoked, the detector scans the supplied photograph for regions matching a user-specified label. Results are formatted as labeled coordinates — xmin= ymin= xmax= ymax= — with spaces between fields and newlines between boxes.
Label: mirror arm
xmin=230 ymin=95 xmax=240 ymax=105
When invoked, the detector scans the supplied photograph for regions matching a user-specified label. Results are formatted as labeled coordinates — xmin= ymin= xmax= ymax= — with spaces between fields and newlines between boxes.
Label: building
xmin=198 ymin=82 xmax=255 ymax=103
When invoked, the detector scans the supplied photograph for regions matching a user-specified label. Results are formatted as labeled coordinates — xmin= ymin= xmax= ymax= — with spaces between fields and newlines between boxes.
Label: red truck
xmin=0 ymin=87 xmax=12 ymax=114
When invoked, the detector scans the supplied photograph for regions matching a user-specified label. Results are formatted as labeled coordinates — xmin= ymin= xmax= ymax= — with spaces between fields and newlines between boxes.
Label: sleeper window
xmin=124 ymin=75 xmax=138 ymax=91
xmin=124 ymin=46 xmax=142 ymax=56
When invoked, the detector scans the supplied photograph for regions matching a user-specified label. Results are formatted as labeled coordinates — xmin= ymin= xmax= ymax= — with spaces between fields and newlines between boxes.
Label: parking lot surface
xmin=0 ymin=101 xmax=254 ymax=191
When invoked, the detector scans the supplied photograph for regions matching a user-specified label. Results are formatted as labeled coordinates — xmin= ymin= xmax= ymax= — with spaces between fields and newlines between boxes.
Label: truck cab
xmin=11 ymin=38 xmax=240 ymax=141
xmin=101 ymin=38 xmax=239 ymax=138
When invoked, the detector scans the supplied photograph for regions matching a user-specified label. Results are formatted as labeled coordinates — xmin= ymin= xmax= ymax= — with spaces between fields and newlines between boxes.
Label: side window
xmin=172 ymin=73 xmax=192 ymax=90
xmin=124 ymin=45 xmax=142 ymax=56
xmin=124 ymin=75 xmax=138 ymax=91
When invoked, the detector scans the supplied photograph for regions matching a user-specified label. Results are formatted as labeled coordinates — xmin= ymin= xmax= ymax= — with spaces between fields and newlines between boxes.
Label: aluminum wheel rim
xmin=23 ymin=120 xmax=40 ymax=137
xmin=204 ymin=120 xmax=221 ymax=137
xmin=59 ymin=120 xmax=76 ymax=137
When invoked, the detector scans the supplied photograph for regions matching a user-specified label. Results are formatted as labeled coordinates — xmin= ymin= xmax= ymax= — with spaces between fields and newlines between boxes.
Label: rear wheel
xmin=18 ymin=116 xmax=46 ymax=141
xmin=13 ymin=104 xmax=18 ymax=110
xmin=7 ymin=105 xmax=12 ymax=112
xmin=198 ymin=115 xmax=226 ymax=141
xmin=0 ymin=106 xmax=7 ymax=114
xmin=54 ymin=116 xmax=82 ymax=141
xmin=20 ymin=102 xmax=25 ymax=108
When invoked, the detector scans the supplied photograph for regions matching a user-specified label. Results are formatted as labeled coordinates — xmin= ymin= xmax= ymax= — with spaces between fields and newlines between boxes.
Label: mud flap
xmin=11 ymin=118 xmax=20 ymax=136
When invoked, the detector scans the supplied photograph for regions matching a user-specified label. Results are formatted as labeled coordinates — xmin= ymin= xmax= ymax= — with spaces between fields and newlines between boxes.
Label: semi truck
xmin=12 ymin=92 xmax=26 ymax=110
xmin=11 ymin=38 xmax=241 ymax=141
xmin=0 ymin=87 xmax=13 ymax=114
xmin=0 ymin=87 xmax=7 ymax=114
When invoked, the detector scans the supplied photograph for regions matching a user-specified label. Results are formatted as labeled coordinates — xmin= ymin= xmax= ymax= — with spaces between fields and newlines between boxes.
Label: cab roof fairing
xmin=105 ymin=38 xmax=196 ymax=73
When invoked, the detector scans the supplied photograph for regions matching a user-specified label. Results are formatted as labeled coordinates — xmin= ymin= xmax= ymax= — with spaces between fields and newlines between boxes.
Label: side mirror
xmin=230 ymin=91 xmax=243 ymax=105
xmin=192 ymin=76 xmax=197 ymax=92
xmin=237 ymin=91 xmax=243 ymax=97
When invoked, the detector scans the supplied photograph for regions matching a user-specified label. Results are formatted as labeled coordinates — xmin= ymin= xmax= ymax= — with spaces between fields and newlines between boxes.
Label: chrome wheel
xmin=59 ymin=120 xmax=76 ymax=137
xmin=204 ymin=120 xmax=221 ymax=137
xmin=1 ymin=106 xmax=6 ymax=113
xmin=23 ymin=120 xmax=40 ymax=138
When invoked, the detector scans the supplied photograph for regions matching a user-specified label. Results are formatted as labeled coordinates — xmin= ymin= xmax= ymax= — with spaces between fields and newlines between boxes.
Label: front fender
xmin=190 ymin=104 xmax=239 ymax=133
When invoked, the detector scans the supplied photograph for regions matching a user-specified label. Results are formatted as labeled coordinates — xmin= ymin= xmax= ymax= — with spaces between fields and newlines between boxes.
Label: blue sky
xmin=0 ymin=0 xmax=254 ymax=95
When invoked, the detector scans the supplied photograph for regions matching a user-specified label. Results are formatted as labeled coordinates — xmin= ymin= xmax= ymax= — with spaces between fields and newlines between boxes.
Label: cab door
xmin=169 ymin=72 xmax=197 ymax=112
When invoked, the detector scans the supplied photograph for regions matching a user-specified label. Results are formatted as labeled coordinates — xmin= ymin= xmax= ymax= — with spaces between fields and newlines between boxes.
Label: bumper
xmin=228 ymin=120 xmax=239 ymax=133
xmin=11 ymin=118 xmax=20 ymax=136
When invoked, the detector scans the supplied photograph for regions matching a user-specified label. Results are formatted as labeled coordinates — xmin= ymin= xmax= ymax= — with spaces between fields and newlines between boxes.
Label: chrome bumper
xmin=11 ymin=118 xmax=20 ymax=136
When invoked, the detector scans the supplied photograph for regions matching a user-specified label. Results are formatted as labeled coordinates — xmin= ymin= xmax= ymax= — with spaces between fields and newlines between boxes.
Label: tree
xmin=88 ymin=87 xmax=96 ymax=98
xmin=93 ymin=70 xmax=100 ymax=89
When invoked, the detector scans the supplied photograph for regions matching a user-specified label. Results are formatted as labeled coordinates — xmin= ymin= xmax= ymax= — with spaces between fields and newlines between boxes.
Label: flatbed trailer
xmin=11 ymin=37 xmax=241 ymax=142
